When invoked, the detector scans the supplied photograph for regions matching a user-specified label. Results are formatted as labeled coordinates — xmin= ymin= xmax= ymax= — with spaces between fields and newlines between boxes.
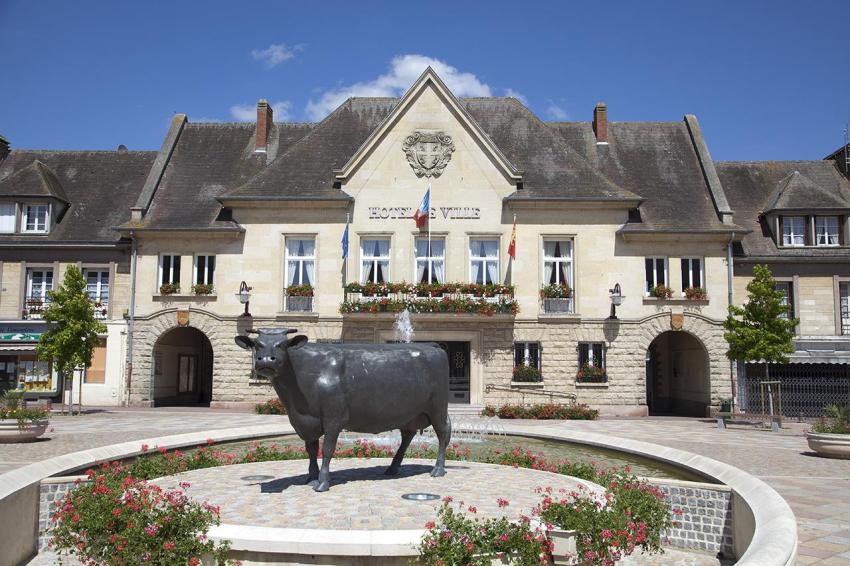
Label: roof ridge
xmin=8 ymin=149 xmax=158 ymax=155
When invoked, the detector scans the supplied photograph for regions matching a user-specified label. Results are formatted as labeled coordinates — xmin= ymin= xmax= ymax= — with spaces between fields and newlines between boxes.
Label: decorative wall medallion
xmin=402 ymin=131 xmax=455 ymax=178
xmin=177 ymin=310 xmax=190 ymax=327
xmin=670 ymin=313 xmax=684 ymax=331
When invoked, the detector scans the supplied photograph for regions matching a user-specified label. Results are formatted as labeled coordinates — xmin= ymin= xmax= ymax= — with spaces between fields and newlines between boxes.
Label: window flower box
xmin=191 ymin=283 xmax=214 ymax=296
xmin=684 ymin=286 xmax=707 ymax=300
xmin=649 ymin=284 xmax=673 ymax=299
xmin=159 ymin=283 xmax=180 ymax=295
xmin=512 ymin=364 xmax=542 ymax=383
xmin=575 ymin=363 xmax=607 ymax=384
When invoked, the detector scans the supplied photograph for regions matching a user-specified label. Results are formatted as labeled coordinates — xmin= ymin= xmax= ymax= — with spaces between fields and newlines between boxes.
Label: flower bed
xmin=481 ymin=403 xmax=598 ymax=420
xmin=340 ymin=295 xmax=518 ymax=315
xmin=684 ymin=287 xmax=707 ymax=300
xmin=649 ymin=285 xmax=673 ymax=299
xmin=513 ymin=365 xmax=543 ymax=383
xmin=254 ymin=398 xmax=286 ymax=415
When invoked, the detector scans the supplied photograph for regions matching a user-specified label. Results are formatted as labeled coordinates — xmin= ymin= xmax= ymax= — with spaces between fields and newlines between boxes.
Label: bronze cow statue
xmin=236 ymin=328 xmax=452 ymax=492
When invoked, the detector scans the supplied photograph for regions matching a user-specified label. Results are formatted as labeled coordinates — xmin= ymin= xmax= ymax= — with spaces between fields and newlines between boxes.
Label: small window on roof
xmin=0 ymin=203 xmax=15 ymax=233
xmin=22 ymin=204 xmax=48 ymax=233
xmin=781 ymin=216 xmax=805 ymax=247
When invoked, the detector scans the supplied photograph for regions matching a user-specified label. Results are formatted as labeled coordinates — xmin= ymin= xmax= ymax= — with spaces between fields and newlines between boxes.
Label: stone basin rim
xmin=0 ymin=421 xmax=797 ymax=566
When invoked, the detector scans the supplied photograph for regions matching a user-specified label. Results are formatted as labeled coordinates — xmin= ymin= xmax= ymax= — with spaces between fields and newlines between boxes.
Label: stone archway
xmin=151 ymin=326 xmax=213 ymax=406
xmin=645 ymin=330 xmax=711 ymax=416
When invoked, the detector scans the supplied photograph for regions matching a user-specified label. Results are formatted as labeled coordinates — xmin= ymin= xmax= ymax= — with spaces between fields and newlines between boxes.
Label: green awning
xmin=0 ymin=333 xmax=41 ymax=342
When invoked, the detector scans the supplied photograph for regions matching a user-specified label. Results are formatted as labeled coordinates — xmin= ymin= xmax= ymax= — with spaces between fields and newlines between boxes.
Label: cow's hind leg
xmin=314 ymin=430 xmax=340 ymax=492
xmin=385 ymin=428 xmax=416 ymax=476
xmin=430 ymin=414 xmax=452 ymax=477
xmin=305 ymin=439 xmax=320 ymax=487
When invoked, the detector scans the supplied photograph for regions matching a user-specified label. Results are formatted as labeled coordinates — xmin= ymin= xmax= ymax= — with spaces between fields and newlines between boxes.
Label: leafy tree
xmin=36 ymin=266 xmax=106 ymax=409
xmin=724 ymin=264 xmax=798 ymax=384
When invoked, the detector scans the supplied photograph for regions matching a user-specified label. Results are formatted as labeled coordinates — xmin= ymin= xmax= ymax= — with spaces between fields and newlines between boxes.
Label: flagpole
xmin=427 ymin=184 xmax=432 ymax=283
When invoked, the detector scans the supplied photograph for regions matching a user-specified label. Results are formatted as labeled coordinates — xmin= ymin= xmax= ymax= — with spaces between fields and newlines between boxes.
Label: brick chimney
xmin=255 ymin=99 xmax=273 ymax=153
xmin=0 ymin=135 xmax=9 ymax=162
xmin=592 ymin=102 xmax=608 ymax=144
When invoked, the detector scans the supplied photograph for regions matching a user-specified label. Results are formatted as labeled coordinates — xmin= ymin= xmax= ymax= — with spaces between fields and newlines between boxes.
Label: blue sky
xmin=0 ymin=1 xmax=847 ymax=160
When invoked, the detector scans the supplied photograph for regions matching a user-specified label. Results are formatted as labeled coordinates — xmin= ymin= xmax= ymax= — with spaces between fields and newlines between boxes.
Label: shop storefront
xmin=0 ymin=323 xmax=60 ymax=398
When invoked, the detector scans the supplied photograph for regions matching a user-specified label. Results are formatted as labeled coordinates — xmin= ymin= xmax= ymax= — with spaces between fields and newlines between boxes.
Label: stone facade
xmin=653 ymin=479 xmax=735 ymax=557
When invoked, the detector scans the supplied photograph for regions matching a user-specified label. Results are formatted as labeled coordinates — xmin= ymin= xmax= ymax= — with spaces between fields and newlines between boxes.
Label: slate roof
xmin=0 ymin=159 xmax=69 ymax=203
xmin=137 ymin=122 xmax=314 ymax=230
xmin=716 ymin=160 xmax=850 ymax=258
xmin=549 ymin=121 xmax=739 ymax=233
xmin=0 ymin=150 xmax=156 ymax=243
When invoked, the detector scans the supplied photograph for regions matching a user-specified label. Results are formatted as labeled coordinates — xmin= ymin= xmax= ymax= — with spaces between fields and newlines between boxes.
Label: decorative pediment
xmin=334 ymin=67 xmax=521 ymax=183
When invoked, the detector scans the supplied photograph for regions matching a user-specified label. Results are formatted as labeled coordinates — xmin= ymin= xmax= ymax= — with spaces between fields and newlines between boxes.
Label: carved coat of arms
xmin=401 ymin=131 xmax=455 ymax=178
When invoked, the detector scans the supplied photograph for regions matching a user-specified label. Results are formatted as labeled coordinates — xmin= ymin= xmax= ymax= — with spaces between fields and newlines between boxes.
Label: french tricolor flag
xmin=413 ymin=187 xmax=430 ymax=228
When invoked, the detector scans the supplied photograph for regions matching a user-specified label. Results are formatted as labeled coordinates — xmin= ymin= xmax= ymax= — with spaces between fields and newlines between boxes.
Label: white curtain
xmin=287 ymin=260 xmax=299 ymax=286
xmin=303 ymin=260 xmax=315 ymax=286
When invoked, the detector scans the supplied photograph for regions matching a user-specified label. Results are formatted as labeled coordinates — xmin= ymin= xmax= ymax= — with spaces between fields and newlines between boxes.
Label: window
xmin=194 ymin=255 xmax=216 ymax=286
xmin=514 ymin=342 xmax=541 ymax=369
xmin=578 ymin=342 xmax=605 ymax=368
xmin=159 ymin=255 xmax=181 ymax=286
xmin=644 ymin=257 xmax=667 ymax=294
xmin=681 ymin=258 xmax=703 ymax=290
xmin=543 ymin=239 xmax=573 ymax=286
xmin=782 ymin=216 xmax=806 ymax=246
xmin=776 ymin=281 xmax=794 ymax=320
xmin=26 ymin=268 xmax=53 ymax=299
xmin=286 ymin=237 xmax=315 ymax=286
xmin=816 ymin=216 xmax=840 ymax=246
xmin=84 ymin=269 xmax=109 ymax=302
xmin=22 ymin=204 xmax=48 ymax=233
xmin=0 ymin=203 xmax=15 ymax=233
xmin=415 ymin=237 xmax=445 ymax=284
xmin=470 ymin=238 xmax=499 ymax=285
xmin=841 ymin=283 xmax=850 ymax=336
xmin=360 ymin=238 xmax=390 ymax=284
xmin=177 ymin=354 xmax=197 ymax=393
xmin=84 ymin=339 xmax=107 ymax=384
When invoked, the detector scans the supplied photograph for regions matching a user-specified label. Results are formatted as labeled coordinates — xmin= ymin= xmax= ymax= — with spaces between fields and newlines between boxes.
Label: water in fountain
xmin=393 ymin=308 xmax=414 ymax=343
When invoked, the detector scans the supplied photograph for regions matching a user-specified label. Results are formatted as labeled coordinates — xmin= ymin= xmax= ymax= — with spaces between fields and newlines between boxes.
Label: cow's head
xmin=235 ymin=328 xmax=308 ymax=379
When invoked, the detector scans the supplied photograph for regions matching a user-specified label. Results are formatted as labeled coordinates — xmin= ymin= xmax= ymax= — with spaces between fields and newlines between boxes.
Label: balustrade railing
xmin=340 ymin=282 xmax=517 ymax=315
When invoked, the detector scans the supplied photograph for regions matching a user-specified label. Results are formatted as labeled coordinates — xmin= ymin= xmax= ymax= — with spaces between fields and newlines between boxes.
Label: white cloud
xmin=251 ymin=43 xmax=303 ymax=68
xmin=546 ymin=102 xmax=569 ymax=120
xmin=229 ymin=101 xmax=292 ymax=122
xmin=504 ymin=88 xmax=527 ymax=105
xmin=305 ymin=54 xmax=494 ymax=121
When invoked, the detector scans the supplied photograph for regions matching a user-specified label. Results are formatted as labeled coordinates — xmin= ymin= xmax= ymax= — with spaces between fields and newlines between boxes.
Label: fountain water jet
xmin=393 ymin=308 xmax=414 ymax=343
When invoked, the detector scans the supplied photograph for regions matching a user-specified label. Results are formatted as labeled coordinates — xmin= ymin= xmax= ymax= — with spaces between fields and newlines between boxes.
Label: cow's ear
xmin=235 ymin=335 xmax=255 ymax=350
xmin=287 ymin=335 xmax=308 ymax=349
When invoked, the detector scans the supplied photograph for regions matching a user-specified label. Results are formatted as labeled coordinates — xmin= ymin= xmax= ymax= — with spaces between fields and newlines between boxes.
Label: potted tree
xmin=807 ymin=403 xmax=850 ymax=459
xmin=0 ymin=390 xmax=49 ymax=443
xmin=286 ymin=284 xmax=314 ymax=312
xmin=724 ymin=264 xmax=798 ymax=419
xmin=36 ymin=266 xmax=107 ymax=416
xmin=540 ymin=283 xmax=573 ymax=313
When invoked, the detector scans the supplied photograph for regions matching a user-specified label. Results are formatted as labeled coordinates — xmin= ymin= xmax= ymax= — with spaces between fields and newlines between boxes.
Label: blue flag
xmin=341 ymin=222 xmax=349 ymax=259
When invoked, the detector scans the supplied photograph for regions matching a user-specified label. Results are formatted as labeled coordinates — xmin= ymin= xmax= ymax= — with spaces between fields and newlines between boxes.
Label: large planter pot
xmin=0 ymin=418 xmax=48 ymax=443
xmin=807 ymin=431 xmax=850 ymax=459
xmin=548 ymin=528 xmax=578 ymax=565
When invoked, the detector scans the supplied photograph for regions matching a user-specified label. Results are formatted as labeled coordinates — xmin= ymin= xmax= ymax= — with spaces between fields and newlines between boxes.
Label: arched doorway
xmin=645 ymin=331 xmax=710 ymax=417
xmin=152 ymin=327 xmax=213 ymax=407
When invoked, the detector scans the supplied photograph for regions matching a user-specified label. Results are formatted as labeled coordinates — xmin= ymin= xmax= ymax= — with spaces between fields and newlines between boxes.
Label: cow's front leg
xmin=314 ymin=430 xmax=339 ymax=492
xmin=305 ymin=439 xmax=320 ymax=486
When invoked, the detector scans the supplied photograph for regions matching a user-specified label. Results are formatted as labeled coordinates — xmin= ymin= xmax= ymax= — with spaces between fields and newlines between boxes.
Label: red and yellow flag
xmin=507 ymin=221 xmax=517 ymax=260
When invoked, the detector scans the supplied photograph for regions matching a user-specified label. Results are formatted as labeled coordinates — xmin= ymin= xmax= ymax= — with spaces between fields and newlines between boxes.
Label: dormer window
xmin=781 ymin=216 xmax=805 ymax=247
xmin=22 ymin=204 xmax=49 ymax=233
xmin=815 ymin=216 xmax=841 ymax=246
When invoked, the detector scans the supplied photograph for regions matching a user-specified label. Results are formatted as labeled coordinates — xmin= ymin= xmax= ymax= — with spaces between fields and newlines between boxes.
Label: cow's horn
xmin=286 ymin=329 xmax=298 ymax=334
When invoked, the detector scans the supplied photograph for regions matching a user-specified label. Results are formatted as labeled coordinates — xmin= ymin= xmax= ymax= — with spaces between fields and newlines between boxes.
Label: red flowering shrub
xmin=494 ymin=403 xmax=599 ymax=420
xmin=50 ymin=461 xmax=235 ymax=565
xmin=419 ymin=499 xmax=550 ymax=564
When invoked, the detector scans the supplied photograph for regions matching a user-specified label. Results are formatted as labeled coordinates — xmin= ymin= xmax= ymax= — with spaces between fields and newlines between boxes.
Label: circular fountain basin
xmin=153 ymin=458 xmax=601 ymax=565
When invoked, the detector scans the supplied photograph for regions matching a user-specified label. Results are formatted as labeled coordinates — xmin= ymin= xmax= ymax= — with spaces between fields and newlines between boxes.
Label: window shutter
xmin=161 ymin=256 xmax=170 ymax=285
xmin=514 ymin=343 xmax=523 ymax=367
xmin=681 ymin=259 xmax=689 ymax=290
xmin=779 ymin=216 xmax=785 ymax=246
xmin=578 ymin=343 xmax=588 ymax=368
xmin=644 ymin=259 xmax=653 ymax=291
xmin=173 ymin=256 xmax=181 ymax=284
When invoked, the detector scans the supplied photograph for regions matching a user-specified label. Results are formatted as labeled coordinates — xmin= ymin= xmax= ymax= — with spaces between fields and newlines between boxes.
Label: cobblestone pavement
xmin=153 ymin=458 xmax=599 ymax=530
xmin=7 ymin=409 xmax=850 ymax=564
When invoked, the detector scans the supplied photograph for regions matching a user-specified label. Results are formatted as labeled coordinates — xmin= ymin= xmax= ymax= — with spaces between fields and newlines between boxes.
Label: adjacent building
xmin=0 ymin=136 xmax=154 ymax=404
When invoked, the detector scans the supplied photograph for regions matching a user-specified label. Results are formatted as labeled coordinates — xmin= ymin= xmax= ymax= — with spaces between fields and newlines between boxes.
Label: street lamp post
xmin=608 ymin=283 xmax=624 ymax=320
xmin=237 ymin=281 xmax=252 ymax=317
